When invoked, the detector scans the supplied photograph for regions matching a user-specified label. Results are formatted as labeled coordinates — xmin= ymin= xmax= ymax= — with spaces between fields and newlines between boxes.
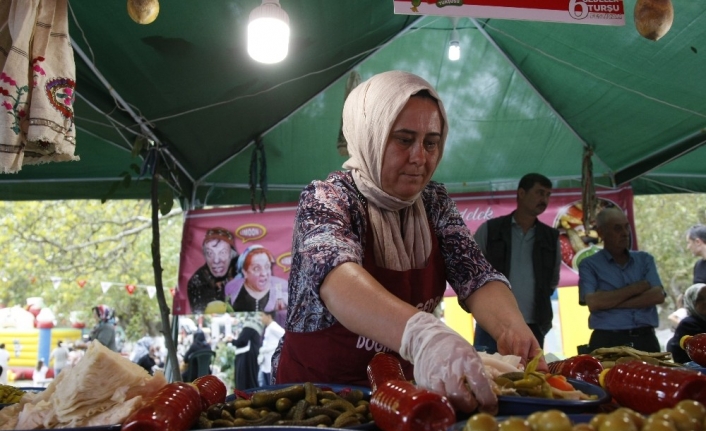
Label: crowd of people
xmin=172 ymin=311 xmax=284 ymax=390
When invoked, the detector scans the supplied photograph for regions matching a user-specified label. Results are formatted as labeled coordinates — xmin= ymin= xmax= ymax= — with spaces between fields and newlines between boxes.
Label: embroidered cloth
xmin=0 ymin=0 xmax=77 ymax=174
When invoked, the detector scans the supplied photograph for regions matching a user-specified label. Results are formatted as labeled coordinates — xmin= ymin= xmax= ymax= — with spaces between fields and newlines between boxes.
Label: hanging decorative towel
xmin=0 ymin=0 xmax=77 ymax=174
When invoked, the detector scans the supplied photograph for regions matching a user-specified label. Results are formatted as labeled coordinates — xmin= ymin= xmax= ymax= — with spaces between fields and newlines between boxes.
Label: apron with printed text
xmin=276 ymin=219 xmax=448 ymax=387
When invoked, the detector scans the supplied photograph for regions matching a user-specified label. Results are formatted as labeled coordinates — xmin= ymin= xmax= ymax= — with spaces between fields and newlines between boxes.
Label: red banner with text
xmin=174 ymin=186 xmax=634 ymax=315
xmin=393 ymin=0 xmax=625 ymax=26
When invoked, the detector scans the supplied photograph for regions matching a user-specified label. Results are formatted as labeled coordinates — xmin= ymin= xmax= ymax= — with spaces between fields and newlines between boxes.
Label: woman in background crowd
xmin=33 ymin=359 xmax=49 ymax=386
xmin=233 ymin=315 xmax=262 ymax=390
xmin=49 ymin=340 xmax=69 ymax=376
xmin=181 ymin=330 xmax=212 ymax=381
xmin=136 ymin=345 xmax=163 ymax=375
xmin=89 ymin=305 xmax=117 ymax=352
xmin=668 ymin=283 xmax=706 ymax=364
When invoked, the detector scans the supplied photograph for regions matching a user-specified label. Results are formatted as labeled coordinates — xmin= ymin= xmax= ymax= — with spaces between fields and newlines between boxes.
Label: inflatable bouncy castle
xmin=0 ymin=298 xmax=81 ymax=381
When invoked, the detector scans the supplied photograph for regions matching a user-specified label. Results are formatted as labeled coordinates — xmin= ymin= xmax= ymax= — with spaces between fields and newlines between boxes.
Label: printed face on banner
xmin=184 ymin=232 xmax=239 ymax=315
xmin=175 ymin=206 xmax=296 ymax=329
xmin=204 ymin=240 xmax=233 ymax=278
xmin=224 ymin=245 xmax=289 ymax=327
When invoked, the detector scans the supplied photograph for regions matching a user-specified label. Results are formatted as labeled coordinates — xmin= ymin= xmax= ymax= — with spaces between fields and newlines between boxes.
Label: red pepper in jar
xmin=367 ymin=353 xmax=455 ymax=431
xmin=680 ymin=333 xmax=706 ymax=367
xmin=547 ymin=354 xmax=603 ymax=386
xmin=599 ymin=360 xmax=706 ymax=414
xmin=193 ymin=375 xmax=227 ymax=410
xmin=121 ymin=382 xmax=202 ymax=431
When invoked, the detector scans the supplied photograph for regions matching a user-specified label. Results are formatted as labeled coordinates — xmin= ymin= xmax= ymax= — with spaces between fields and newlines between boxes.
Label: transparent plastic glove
xmin=399 ymin=312 xmax=498 ymax=414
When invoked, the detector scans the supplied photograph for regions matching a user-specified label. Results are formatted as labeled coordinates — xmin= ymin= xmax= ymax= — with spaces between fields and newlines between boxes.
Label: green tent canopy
xmin=1 ymin=1 xmax=704 ymax=206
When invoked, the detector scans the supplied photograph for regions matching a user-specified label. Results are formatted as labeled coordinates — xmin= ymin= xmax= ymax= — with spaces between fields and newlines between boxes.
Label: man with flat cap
xmin=187 ymin=227 xmax=239 ymax=314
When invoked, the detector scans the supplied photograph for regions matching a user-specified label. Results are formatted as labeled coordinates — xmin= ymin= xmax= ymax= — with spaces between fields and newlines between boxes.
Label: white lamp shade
xmin=248 ymin=1 xmax=290 ymax=64
xmin=448 ymin=41 xmax=460 ymax=61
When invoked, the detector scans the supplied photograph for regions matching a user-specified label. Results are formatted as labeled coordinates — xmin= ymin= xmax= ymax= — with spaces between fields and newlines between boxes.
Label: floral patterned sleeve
xmin=424 ymin=182 xmax=510 ymax=312
xmin=285 ymin=172 xmax=367 ymax=332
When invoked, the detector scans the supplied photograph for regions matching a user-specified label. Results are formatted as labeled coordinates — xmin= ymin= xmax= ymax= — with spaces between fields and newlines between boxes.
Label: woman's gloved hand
xmin=399 ymin=312 xmax=498 ymax=414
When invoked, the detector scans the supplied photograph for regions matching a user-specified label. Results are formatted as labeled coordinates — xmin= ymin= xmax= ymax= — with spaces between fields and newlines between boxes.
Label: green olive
xmin=498 ymin=417 xmax=531 ymax=431
xmin=610 ymin=408 xmax=644 ymax=429
xmin=590 ymin=413 xmax=608 ymax=430
xmin=641 ymin=417 xmax=677 ymax=431
xmin=463 ymin=413 xmax=498 ymax=431
xmin=571 ymin=424 xmax=595 ymax=431
xmin=675 ymin=400 xmax=706 ymax=422
xmin=526 ymin=411 xmax=544 ymax=430
xmin=534 ymin=410 xmax=573 ymax=431
xmin=659 ymin=408 xmax=700 ymax=431
xmin=597 ymin=413 xmax=637 ymax=431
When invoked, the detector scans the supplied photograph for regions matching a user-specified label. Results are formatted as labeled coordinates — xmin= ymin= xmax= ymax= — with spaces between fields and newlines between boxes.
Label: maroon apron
xmin=277 ymin=219 xmax=448 ymax=387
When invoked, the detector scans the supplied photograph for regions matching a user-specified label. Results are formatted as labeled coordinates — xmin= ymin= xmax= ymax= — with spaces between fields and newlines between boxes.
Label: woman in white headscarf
xmin=667 ymin=283 xmax=706 ymax=363
xmin=273 ymin=71 xmax=541 ymax=414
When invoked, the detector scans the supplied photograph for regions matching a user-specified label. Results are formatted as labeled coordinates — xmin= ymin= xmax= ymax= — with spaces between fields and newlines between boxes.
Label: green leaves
xmin=0 ymin=200 xmax=183 ymax=341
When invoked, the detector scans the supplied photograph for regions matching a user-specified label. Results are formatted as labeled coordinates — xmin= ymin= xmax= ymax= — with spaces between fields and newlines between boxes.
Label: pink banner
xmin=174 ymin=204 xmax=297 ymax=316
xmin=393 ymin=0 xmax=625 ymax=26
xmin=175 ymin=186 xmax=634 ymax=314
xmin=451 ymin=186 xmax=635 ymax=293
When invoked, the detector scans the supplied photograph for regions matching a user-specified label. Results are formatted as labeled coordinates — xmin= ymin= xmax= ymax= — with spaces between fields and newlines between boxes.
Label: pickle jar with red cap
xmin=547 ymin=354 xmax=603 ymax=386
xmin=367 ymin=353 xmax=455 ymax=431
xmin=680 ymin=333 xmax=706 ymax=367
xmin=599 ymin=360 xmax=706 ymax=414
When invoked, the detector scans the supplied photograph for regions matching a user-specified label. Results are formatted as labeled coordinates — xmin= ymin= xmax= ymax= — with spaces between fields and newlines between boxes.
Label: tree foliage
xmin=0 ymin=200 xmax=184 ymax=342
xmin=633 ymin=193 xmax=706 ymax=321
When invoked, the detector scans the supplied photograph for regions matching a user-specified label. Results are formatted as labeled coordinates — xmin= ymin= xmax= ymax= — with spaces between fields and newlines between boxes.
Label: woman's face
xmin=381 ymin=96 xmax=442 ymax=201
xmin=244 ymin=253 xmax=272 ymax=292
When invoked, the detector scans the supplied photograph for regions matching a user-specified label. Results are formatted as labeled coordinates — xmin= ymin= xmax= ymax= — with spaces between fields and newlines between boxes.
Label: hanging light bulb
xmin=247 ymin=0 xmax=290 ymax=64
xmin=448 ymin=29 xmax=460 ymax=61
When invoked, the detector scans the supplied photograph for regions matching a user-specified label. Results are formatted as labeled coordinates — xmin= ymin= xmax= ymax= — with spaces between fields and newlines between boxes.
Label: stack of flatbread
xmin=0 ymin=341 xmax=167 ymax=429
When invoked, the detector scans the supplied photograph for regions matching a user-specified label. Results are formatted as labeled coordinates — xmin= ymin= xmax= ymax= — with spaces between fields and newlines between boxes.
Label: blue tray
xmin=495 ymin=378 xmax=609 ymax=416
xmin=683 ymin=362 xmax=706 ymax=373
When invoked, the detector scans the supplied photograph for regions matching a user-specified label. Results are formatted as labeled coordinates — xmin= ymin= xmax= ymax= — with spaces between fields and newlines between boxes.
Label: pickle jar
xmin=547 ymin=354 xmax=603 ymax=386
xmin=367 ymin=353 xmax=455 ymax=431
xmin=370 ymin=380 xmax=456 ymax=431
xmin=599 ymin=360 xmax=706 ymax=414
xmin=680 ymin=333 xmax=706 ymax=367
xmin=367 ymin=352 xmax=407 ymax=392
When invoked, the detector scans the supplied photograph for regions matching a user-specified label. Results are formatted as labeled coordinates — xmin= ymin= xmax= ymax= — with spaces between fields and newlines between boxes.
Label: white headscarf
xmin=684 ymin=283 xmax=706 ymax=322
xmin=342 ymin=71 xmax=448 ymax=271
